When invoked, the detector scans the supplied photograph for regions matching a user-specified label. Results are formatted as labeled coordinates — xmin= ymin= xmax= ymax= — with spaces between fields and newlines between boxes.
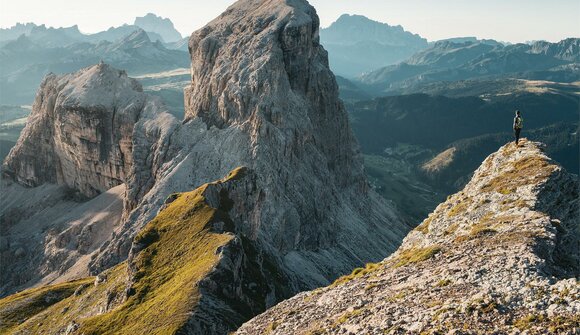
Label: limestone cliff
xmin=0 ymin=63 xmax=176 ymax=295
xmin=236 ymin=140 xmax=580 ymax=334
xmin=2 ymin=62 xmax=172 ymax=199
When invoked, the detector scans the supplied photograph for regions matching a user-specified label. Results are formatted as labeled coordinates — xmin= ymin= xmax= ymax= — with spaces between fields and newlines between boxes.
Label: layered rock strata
xmin=1 ymin=63 xmax=176 ymax=295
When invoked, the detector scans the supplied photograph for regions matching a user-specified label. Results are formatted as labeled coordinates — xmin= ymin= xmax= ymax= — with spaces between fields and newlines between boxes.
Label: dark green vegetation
xmin=347 ymin=91 xmax=579 ymax=205
xmin=350 ymin=92 xmax=578 ymax=152
xmin=335 ymin=76 xmax=372 ymax=103
xmin=363 ymin=151 xmax=445 ymax=223
xmin=334 ymin=76 xmax=580 ymax=226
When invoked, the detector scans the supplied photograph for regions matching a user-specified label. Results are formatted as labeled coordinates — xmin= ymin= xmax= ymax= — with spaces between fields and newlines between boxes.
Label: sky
xmin=0 ymin=0 xmax=578 ymax=43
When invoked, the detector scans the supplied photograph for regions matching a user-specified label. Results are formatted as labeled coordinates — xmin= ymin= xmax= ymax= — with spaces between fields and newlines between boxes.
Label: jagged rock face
xmin=93 ymin=0 xmax=406 ymax=277
xmin=3 ymin=63 xmax=143 ymax=198
xmin=81 ymin=0 xmax=408 ymax=329
xmin=0 ymin=168 xmax=277 ymax=335
xmin=185 ymin=0 xmax=362 ymax=189
xmin=0 ymin=63 xmax=176 ymax=296
xmin=236 ymin=140 xmax=580 ymax=335
xmin=530 ymin=38 xmax=580 ymax=62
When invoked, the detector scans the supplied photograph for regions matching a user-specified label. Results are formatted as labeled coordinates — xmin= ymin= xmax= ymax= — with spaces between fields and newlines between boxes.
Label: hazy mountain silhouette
xmin=0 ymin=28 xmax=188 ymax=105
xmin=359 ymin=38 xmax=580 ymax=94
xmin=320 ymin=14 xmax=428 ymax=77
xmin=134 ymin=13 xmax=182 ymax=43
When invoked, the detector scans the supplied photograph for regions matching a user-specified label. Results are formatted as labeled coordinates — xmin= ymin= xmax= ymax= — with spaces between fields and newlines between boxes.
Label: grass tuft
xmin=514 ymin=314 xmax=545 ymax=330
xmin=336 ymin=309 xmax=363 ymax=324
xmin=481 ymin=155 xmax=555 ymax=194
xmin=331 ymin=263 xmax=380 ymax=287
xmin=436 ymin=279 xmax=451 ymax=287
xmin=394 ymin=246 xmax=442 ymax=268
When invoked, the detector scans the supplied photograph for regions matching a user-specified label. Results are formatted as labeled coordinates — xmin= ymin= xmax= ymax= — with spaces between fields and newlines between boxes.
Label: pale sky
xmin=0 ymin=0 xmax=578 ymax=43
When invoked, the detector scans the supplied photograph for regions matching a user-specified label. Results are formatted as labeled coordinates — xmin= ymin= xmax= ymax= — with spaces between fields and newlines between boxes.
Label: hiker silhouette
xmin=513 ymin=110 xmax=523 ymax=146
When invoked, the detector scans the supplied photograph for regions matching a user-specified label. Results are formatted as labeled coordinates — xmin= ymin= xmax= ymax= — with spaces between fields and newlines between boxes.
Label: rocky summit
xmin=89 ymin=0 xmax=407 ymax=285
xmin=4 ymin=62 xmax=157 ymax=198
xmin=1 ymin=62 xmax=175 ymax=296
xmin=236 ymin=140 xmax=580 ymax=334
xmin=0 ymin=0 xmax=407 ymax=333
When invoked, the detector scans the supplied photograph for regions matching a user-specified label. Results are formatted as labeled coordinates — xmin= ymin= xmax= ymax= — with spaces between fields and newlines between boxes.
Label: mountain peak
xmin=334 ymin=13 xmax=396 ymax=29
xmin=186 ymin=0 xmax=321 ymax=126
xmin=322 ymin=13 xmax=426 ymax=45
xmin=134 ymin=12 xmax=182 ymax=42
xmin=236 ymin=139 xmax=579 ymax=334
xmin=319 ymin=13 xmax=428 ymax=76
xmin=120 ymin=28 xmax=151 ymax=44
xmin=3 ymin=63 xmax=146 ymax=196
xmin=405 ymin=140 xmax=576 ymax=251
xmin=0 ymin=0 xmax=406 ymax=332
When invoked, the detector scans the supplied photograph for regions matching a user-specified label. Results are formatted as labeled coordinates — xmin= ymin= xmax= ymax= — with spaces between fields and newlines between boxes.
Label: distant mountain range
xmin=1 ymin=12 xmax=578 ymax=216
xmin=0 ymin=16 xmax=189 ymax=105
xmin=325 ymin=29 xmax=580 ymax=221
xmin=358 ymin=38 xmax=580 ymax=95
xmin=0 ymin=4 xmax=578 ymax=332
xmin=320 ymin=14 xmax=428 ymax=77
xmin=0 ymin=13 xmax=182 ymax=45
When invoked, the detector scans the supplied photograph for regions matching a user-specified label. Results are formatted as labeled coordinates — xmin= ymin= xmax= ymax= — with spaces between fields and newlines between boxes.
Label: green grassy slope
xmin=0 ymin=168 xmax=247 ymax=335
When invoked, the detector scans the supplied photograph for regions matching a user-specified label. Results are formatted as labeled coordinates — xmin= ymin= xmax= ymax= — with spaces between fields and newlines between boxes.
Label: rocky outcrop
xmin=0 ymin=168 xmax=268 ymax=334
xmin=236 ymin=140 xmax=580 ymax=334
xmin=4 ymin=63 xmax=144 ymax=198
xmin=0 ymin=63 xmax=177 ymax=295
xmin=0 ymin=182 xmax=125 ymax=296
xmin=93 ymin=0 xmax=408 ymax=286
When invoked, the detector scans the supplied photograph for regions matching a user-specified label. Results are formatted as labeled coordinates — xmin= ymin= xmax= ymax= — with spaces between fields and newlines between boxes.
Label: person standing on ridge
xmin=513 ymin=110 xmax=523 ymax=146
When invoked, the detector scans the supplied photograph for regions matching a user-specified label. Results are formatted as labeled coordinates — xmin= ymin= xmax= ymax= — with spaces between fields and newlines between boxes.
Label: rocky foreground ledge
xmin=237 ymin=140 xmax=579 ymax=334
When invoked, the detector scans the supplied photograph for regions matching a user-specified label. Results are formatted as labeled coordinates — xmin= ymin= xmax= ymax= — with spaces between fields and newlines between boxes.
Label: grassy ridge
xmin=0 ymin=169 xmax=246 ymax=335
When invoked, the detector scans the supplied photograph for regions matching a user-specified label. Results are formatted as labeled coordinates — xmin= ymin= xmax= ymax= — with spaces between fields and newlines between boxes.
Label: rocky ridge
xmin=359 ymin=38 xmax=580 ymax=93
xmin=0 ymin=168 xmax=272 ymax=334
xmin=236 ymin=140 xmax=580 ymax=334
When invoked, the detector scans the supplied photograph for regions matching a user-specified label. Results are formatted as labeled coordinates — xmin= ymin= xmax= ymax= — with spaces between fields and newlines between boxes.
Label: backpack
xmin=515 ymin=117 xmax=523 ymax=129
